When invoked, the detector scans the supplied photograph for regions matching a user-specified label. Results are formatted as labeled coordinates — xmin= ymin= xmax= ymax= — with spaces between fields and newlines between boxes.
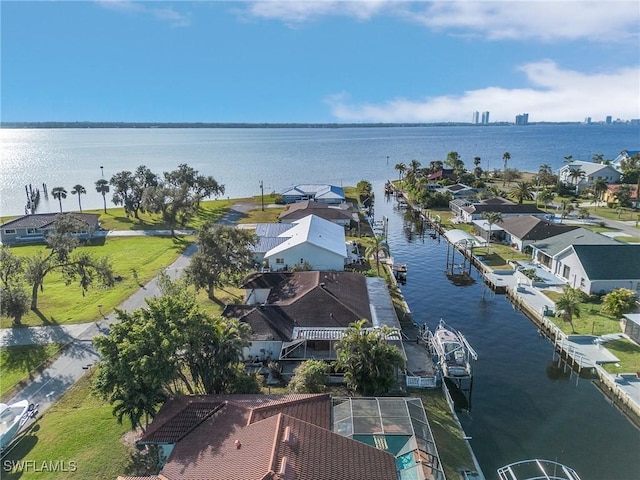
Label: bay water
xmin=1 ymin=125 xmax=639 ymax=478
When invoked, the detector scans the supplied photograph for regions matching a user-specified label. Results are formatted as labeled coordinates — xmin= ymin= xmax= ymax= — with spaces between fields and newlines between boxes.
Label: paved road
xmin=0 ymin=200 xmax=257 ymax=418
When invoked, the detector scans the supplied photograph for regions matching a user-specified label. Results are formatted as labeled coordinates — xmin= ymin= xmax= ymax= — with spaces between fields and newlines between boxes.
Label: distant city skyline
xmin=2 ymin=1 xmax=639 ymax=123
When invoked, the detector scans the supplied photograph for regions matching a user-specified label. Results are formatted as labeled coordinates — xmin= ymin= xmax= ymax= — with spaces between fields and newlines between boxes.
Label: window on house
xmin=275 ymin=258 xmax=284 ymax=264
xmin=4 ymin=229 xmax=16 ymax=234
xmin=580 ymin=278 xmax=585 ymax=287
xmin=562 ymin=265 xmax=571 ymax=279
xmin=26 ymin=228 xmax=37 ymax=234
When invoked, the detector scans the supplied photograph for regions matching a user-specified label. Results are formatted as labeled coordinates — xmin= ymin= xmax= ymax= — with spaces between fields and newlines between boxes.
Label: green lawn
xmin=0 ymin=344 xmax=65 ymax=399
xmin=1 ymin=372 xmax=135 ymax=480
xmin=601 ymin=339 xmax=640 ymax=374
xmin=540 ymin=290 xmax=623 ymax=336
xmin=1 ymin=236 xmax=187 ymax=328
xmin=584 ymin=206 xmax=640 ymax=226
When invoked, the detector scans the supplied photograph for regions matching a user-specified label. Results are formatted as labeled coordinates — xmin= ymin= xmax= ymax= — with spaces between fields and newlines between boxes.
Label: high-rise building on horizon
xmin=585 ymin=117 xmax=592 ymax=124
xmin=515 ymin=113 xmax=529 ymax=125
xmin=481 ymin=111 xmax=490 ymax=124
xmin=606 ymin=116 xmax=612 ymax=124
xmin=472 ymin=111 xmax=479 ymax=124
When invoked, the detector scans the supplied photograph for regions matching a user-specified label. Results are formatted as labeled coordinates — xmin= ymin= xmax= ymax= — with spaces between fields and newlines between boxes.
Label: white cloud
xmin=96 ymin=0 xmax=190 ymax=27
xmin=244 ymin=0 xmax=639 ymax=42
xmin=324 ymin=61 xmax=640 ymax=122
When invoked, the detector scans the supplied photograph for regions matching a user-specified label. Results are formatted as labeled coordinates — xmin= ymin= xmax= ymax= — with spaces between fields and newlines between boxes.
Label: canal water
xmin=374 ymin=194 xmax=640 ymax=480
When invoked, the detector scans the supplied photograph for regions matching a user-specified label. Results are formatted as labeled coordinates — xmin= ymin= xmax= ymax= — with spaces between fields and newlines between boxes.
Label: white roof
xmin=265 ymin=214 xmax=347 ymax=258
xmin=443 ymin=228 xmax=485 ymax=247
xmin=559 ymin=160 xmax=620 ymax=176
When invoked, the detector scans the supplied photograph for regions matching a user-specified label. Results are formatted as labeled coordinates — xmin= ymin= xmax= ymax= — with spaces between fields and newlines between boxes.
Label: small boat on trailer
xmin=0 ymin=400 xmax=30 ymax=450
xmin=431 ymin=319 xmax=477 ymax=379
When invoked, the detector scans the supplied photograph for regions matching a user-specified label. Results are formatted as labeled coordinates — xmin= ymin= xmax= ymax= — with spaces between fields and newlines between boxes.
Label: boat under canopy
xmin=431 ymin=319 xmax=478 ymax=379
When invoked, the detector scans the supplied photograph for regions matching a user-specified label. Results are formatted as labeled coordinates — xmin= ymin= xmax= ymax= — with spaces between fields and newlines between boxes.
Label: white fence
xmin=406 ymin=375 xmax=438 ymax=389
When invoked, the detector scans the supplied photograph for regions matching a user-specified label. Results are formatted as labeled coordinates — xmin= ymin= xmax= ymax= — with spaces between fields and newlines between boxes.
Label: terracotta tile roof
xmin=116 ymin=477 xmax=161 ymax=480
xmin=140 ymin=393 xmax=398 ymax=480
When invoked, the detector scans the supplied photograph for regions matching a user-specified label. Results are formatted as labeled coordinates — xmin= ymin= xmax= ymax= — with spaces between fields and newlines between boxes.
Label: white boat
xmin=497 ymin=459 xmax=581 ymax=480
xmin=431 ymin=319 xmax=477 ymax=379
xmin=0 ymin=400 xmax=30 ymax=450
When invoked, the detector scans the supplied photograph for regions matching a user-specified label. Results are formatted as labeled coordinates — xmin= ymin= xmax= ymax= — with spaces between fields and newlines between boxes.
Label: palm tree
xmin=592 ymin=153 xmax=604 ymax=164
xmin=509 ymin=181 xmax=534 ymax=204
xmin=394 ymin=162 xmax=407 ymax=183
xmin=71 ymin=184 xmax=86 ymax=212
xmin=555 ymin=286 xmax=582 ymax=333
xmin=538 ymin=189 xmax=555 ymax=212
xmin=481 ymin=211 xmax=503 ymax=255
xmin=51 ymin=186 xmax=67 ymax=213
xmin=591 ymin=178 xmax=607 ymax=208
xmin=568 ymin=167 xmax=585 ymax=190
xmin=502 ymin=152 xmax=511 ymax=172
xmin=365 ymin=235 xmax=389 ymax=276
xmin=563 ymin=154 xmax=573 ymax=164
xmin=95 ymin=179 xmax=110 ymax=213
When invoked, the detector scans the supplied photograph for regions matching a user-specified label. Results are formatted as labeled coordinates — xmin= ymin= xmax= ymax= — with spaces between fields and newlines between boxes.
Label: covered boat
xmin=0 ymin=400 xmax=30 ymax=450
xmin=431 ymin=319 xmax=477 ymax=379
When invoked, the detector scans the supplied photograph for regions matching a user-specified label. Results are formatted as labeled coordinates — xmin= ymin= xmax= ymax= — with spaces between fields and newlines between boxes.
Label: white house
xmin=558 ymin=160 xmax=621 ymax=193
xmin=280 ymin=184 xmax=345 ymax=204
xmin=553 ymin=244 xmax=640 ymax=294
xmin=531 ymin=227 xmax=620 ymax=284
xmin=263 ymin=214 xmax=347 ymax=271
xmin=611 ymin=150 xmax=640 ymax=171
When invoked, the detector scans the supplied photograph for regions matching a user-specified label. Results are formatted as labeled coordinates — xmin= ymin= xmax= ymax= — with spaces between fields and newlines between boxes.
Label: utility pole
xmin=260 ymin=180 xmax=264 ymax=211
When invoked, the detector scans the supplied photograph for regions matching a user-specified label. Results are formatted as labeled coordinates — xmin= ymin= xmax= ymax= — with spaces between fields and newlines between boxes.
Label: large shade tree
xmin=93 ymin=275 xmax=255 ymax=430
xmin=335 ymin=319 xmax=405 ymax=395
xmin=185 ymin=223 xmax=257 ymax=299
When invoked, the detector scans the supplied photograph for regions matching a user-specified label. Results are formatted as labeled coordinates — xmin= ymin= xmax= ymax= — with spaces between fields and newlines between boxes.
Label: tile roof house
xmin=257 ymin=214 xmax=348 ymax=272
xmin=0 ymin=213 xmax=101 ymax=245
xmin=280 ymin=184 xmax=345 ymax=204
xmin=117 ymin=393 xmax=400 ymax=480
xmin=222 ymin=271 xmax=404 ymax=367
xmin=277 ymin=200 xmax=356 ymax=227
xmin=558 ymin=160 xmax=622 ymax=193
xmin=602 ymin=184 xmax=639 ymax=209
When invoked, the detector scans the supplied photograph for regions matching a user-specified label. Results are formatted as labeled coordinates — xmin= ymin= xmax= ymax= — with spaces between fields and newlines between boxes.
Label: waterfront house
xmin=280 ymin=184 xmax=345 ymax=204
xmin=254 ymin=214 xmax=347 ymax=271
xmin=611 ymin=149 xmax=640 ymax=171
xmin=222 ymin=271 xmax=404 ymax=369
xmin=0 ymin=213 xmax=100 ymax=246
xmin=277 ymin=199 xmax=356 ymax=227
xmin=552 ymin=244 xmax=640 ymax=294
xmin=426 ymin=168 xmax=457 ymax=183
xmin=121 ymin=394 xmax=444 ymax=480
xmin=558 ymin=160 xmax=622 ymax=193
xmin=456 ymin=197 xmax=545 ymax=223
xmin=494 ymin=216 xmax=579 ymax=251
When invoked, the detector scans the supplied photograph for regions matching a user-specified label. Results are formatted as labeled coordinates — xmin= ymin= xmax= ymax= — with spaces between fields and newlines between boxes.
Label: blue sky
xmin=2 ymin=1 xmax=639 ymax=123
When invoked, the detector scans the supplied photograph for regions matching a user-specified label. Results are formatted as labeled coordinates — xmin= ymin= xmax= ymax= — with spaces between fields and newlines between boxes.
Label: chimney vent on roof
xmin=234 ymin=439 xmax=242 ymax=449
xmin=282 ymin=426 xmax=291 ymax=444
xmin=320 ymin=282 xmax=325 ymax=288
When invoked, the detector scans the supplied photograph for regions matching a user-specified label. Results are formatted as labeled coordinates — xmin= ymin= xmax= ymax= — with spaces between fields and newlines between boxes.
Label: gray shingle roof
xmin=1 ymin=212 xmax=100 ymax=229
xmin=499 ymin=216 xmax=578 ymax=241
xmin=532 ymin=228 xmax=617 ymax=257
xmin=573 ymin=244 xmax=640 ymax=280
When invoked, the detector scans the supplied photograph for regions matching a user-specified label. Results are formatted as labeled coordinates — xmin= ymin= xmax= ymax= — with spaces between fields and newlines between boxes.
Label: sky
xmin=2 ymin=0 xmax=639 ymax=124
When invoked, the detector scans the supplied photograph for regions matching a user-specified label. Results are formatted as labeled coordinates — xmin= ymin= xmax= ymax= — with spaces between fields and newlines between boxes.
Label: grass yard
xmin=1 ymin=371 xmax=135 ymax=480
xmin=411 ymin=388 xmax=476 ymax=479
xmin=601 ymin=339 xmax=640 ymax=375
xmin=1 ymin=236 xmax=187 ymax=328
xmin=0 ymin=344 xmax=65 ymax=399
xmin=540 ymin=290 xmax=623 ymax=336
xmin=585 ymin=206 xmax=640 ymax=225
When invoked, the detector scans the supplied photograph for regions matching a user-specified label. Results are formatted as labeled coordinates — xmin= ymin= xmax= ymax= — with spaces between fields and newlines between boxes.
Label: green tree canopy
xmin=288 ymin=360 xmax=330 ymax=394
xmin=601 ymin=288 xmax=637 ymax=318
xmin=185 ymin=223 xmax=257 ymax=299
xmin=335 ymin=319 xmax=405 ymax=395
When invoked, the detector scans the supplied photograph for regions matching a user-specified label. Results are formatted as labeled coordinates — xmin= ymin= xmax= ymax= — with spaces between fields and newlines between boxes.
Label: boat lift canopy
xmin=443 ymin=229 xmax=484 ymax=248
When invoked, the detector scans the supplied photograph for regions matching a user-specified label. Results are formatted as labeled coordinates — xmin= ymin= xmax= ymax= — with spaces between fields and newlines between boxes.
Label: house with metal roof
xmin=558 ymin=160 xmax=621 ymax=193
xmin=612 ymin=149 xmax=640 ymax=170
xmin=259 ymin=214 xmax=347 ymax=272
xmin=554 ymin=244 xmax=640 ymax=294
xmin=117 ymin=393 xmax=445 ymax=480
xmin=280 ymin=184 xmax=345 ymax=204
xmin=0 ymin=212 xmax=100 ymax=245
xmin=531 ymin=227 xmax=620 ymax=288
xmin=457 ymin=197 xmax=545 ymax=223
